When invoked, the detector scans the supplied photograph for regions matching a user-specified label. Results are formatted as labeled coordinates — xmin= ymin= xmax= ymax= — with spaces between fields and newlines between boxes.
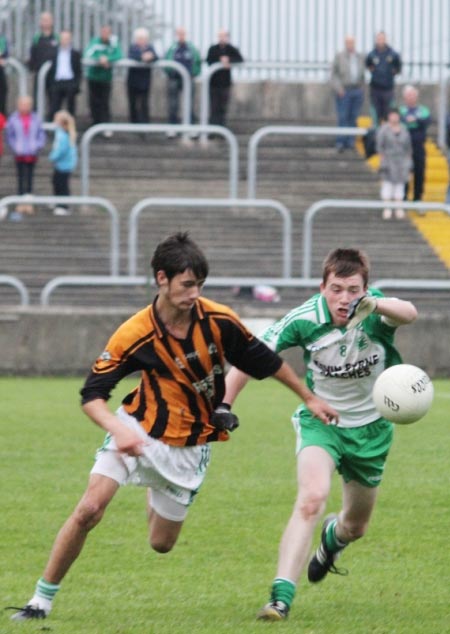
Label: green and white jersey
xmin=261 ymin=289 xmax=402 ymax=428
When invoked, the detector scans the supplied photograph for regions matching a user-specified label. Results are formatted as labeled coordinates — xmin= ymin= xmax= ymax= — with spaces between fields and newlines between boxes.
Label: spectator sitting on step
xmin=127 ymin=27 xmax=159 ymax=126
xmin=49 ymin=110 xmax=78 ymax=217
xmin=376 ymin=107 xmax=412 ymax=220
xmin=5 ymin=95 xmax=46 ymax=221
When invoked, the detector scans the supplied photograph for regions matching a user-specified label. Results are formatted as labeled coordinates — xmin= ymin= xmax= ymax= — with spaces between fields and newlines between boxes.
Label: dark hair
xmin=151 ymin=232 xmax=209 ymax=282
xmin=322 ymin=248 xmax=370 ymax=287
xmin=387 ymin=106 xmax=400 ymax=116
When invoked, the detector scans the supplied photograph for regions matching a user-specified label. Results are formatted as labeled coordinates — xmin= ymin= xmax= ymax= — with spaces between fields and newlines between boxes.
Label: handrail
xmin=80 ymin=123 xmax=239 ymax=198
xmin=0 ymin=275 xmax=30 ymax=306
xmin=438 ymin=72 xmax=450 ymax=149
xmin=5 ymin=57 xmax=28 ymax=96
xmin=127 ymin=197 xmax=292 ymax=277
xmin=39 ymin=275 xmax=322 ymax=306
xmin=302 ymin=199 xmax=450 ymax=278
xmin=39 ymin=273 xmax=450 ymax=307
xmin=199 ymin=61 xmax=329 ymax=143
xmin=247 ymin=125 xmax=368 ymax=198
xmin=37 ymin=58 xmax=191 ymax=125
xmin=0 ymin=195 xmax=120 ymax=276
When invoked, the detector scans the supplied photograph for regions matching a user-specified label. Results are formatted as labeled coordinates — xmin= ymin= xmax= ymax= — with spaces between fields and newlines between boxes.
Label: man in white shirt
xmin=48 ymin=31 xmax=82 ymax=119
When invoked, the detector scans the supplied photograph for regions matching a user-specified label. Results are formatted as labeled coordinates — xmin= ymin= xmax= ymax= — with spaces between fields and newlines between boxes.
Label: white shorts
xmin=91 ymin=407 xmax=211 ymax=521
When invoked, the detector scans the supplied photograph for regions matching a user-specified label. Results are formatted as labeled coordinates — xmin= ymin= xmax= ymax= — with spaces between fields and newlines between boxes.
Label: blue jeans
xmin=335 ymin=87 xmax=364 ymax=148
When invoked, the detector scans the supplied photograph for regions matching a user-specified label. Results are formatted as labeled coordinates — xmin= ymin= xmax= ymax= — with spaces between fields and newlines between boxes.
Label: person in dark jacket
xmin=206 ymin=29 xmax=243 ymax=129
xmin=365 ymin=31 xmax=401 ymax=126
xmin=0 ymin=33 xmax=9 ymax=115
xmin=47 ymin=31 xmax=82 ymax=119
xmin=127 ymin=27 xmax=158 ymax=124
xmin=399 ymin=85 xmax=431 ymax=201
xmin=28 ymin=12 xmax=59 ymax=112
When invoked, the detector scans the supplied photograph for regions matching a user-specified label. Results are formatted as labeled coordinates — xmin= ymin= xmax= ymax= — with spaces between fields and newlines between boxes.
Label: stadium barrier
xmin=0 ymin=195 xmax=120 ymax=276
xmin=246 ymin=125 xmax=369 ymax=198
xmin=302 ymin=199 xmax=450 ymax=279
xmin=80 ymin=124 xmax=239 ymax=197
xmin=0 ymin=275 xmax=30 ymax=306
xmin=5 ymin=57 xmax=28 ymax=97
xmin=37 ymin=58 xmax=192 ymax=125
xmin=127 ymin=197 xmax=293 ymax=277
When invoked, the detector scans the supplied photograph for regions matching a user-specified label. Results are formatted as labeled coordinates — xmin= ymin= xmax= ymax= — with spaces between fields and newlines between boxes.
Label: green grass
xmin=1 ymin=376 xmax=449 ymax=634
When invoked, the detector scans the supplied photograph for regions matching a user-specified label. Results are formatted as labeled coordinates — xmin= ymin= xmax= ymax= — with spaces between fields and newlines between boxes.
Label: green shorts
xmin=292 ymin=409 xmax=394 ymax=488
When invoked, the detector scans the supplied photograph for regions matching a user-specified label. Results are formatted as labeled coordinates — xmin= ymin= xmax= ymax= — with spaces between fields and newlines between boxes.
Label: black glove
xmin=210 ymin=403 xmax=240 ymax=432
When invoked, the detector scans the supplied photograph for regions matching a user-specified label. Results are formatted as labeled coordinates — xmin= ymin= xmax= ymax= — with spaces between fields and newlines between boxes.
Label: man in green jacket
xmin=84 ymin=25 xmax=123 ymax=133
xmin=164 ymin=27 xmax=201 ymax=138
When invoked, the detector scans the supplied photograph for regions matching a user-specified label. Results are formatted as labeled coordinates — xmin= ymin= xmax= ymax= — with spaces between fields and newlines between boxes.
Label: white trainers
xmin=395 ymin=208 xmax=405 ymax=219
xmin=382 ymin=208 xmax=392 ymax=220
xmin=53 ymin=206 xmax=71 ymax=216
xmin=166 ymin=130 xmax=177 ymax=139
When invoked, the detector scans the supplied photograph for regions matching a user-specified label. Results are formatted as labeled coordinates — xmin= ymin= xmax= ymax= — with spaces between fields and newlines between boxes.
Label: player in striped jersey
xmin=10 ymin=233 xmax=337 ymax=622
xmin=223 ymin=248 xmax=417 ymax=621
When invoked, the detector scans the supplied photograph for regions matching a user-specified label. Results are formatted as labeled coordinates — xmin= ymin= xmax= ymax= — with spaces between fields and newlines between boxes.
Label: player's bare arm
xmin=375 ymin=297 xmax=417 ymax=326
xmin=82 ymin=399 xmax=146 ymax=456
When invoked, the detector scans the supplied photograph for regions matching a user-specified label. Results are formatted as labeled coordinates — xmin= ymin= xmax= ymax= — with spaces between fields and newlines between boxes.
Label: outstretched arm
xmin=224 ymin=361 xmax=339 ymax=425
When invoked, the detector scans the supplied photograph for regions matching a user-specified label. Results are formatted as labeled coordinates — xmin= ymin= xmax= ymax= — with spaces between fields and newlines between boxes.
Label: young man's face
xmin=320 ymin=272 xmax=366 ymax=327
xmin=157 ymin=269 xmax=205 ymax=312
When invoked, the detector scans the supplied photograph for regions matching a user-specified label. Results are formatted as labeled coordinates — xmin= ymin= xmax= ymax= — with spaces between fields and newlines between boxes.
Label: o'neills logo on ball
xmin=411 ymin=374 xmax=431 ymax=394
xmin=384 ymin=395 xmax=400 ymax=412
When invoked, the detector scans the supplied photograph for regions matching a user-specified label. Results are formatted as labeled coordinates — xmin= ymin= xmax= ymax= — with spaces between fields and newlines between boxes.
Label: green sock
xmin=324 ymin=519 xmax=348 ymax=553
xmin=271 ymin=577 xmax=296 ymax=607
xmin=35 ymin=577 xmax=60 ymax=601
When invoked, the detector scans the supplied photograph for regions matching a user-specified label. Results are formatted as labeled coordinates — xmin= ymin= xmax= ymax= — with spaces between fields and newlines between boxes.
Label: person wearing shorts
xmin=10 ymin=233 xmax=337 ymax=622
xmin=223 ymin=247 xmax=417 ymax=621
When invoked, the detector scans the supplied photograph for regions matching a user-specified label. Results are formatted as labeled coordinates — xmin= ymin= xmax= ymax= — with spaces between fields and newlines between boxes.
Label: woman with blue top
xmin=49 ymin=110 xmax=77 ymax=216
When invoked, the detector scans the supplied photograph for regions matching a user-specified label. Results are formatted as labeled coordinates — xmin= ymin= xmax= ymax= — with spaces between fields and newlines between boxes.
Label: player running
xmin=223 ymin=247 xmax=417 ymax=621
xmin=9 ymin=232 xmax=337 ymax=622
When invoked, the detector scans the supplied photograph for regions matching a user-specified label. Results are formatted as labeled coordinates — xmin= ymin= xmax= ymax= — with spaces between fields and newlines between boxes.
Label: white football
xmin=372 ymin=364 xmax=434 ymax=425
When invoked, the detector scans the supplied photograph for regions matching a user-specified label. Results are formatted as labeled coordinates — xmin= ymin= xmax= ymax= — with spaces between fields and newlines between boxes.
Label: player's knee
xmin=297 ymin=492 xmax=327 ymax=521
xmin=74 ymin=498 xmax=106 ymax=530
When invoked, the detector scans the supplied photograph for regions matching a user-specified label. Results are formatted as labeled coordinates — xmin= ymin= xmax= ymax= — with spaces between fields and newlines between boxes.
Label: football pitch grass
xmin=1 ymin=376 xmax=449 ymax=634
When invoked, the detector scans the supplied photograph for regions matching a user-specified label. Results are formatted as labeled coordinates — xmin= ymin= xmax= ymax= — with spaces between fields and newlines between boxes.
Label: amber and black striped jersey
xmin=81 ymin=296 xmax=282 ymax=446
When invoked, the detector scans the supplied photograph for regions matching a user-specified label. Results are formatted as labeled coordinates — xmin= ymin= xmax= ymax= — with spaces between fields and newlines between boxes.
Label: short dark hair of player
xmin=322 ymin=248 xmax=370 ymax=287
xmin=151 ymin=232 xmax=209 ymax=282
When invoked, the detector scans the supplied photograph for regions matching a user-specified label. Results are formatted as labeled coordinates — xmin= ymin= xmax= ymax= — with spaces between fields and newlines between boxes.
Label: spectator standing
xmin=84 ymin=25 xmax=123 ymax=135
xmin=366 ymin=31 xmax=402 ymax=126
xmin=330 ymin=35 xmax=365 ymax=152
xmin=5 ymin=95 xmax=46 ymax=220
xmin=127 ymin=27 xmax=158 ymax=124
xmin=376 ymin=107 xmax=412 ymax=220
xmin=164 ymin=27 xmax=201 ymax=137
xmin=48 ymin=110 xmax=78 ymax=216
xmin=399 ymin=85 xmax=431 ymax=202
xmin=47 ymin=31 xmax=82 ymax=119
xmin=206 ymin=29 xmax=243 ymax=130
xmin=0 ymin=32 xmax=9 ymax=115
xmin=28 ymin=12 xmax=59 ymax=116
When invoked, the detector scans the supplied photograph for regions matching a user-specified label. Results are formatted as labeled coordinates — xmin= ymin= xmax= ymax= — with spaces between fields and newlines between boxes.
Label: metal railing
xmin=127 ymin=197 xmax=292 ymax=277
xmin=247 ymin=125 xmax=368 ymax=198
xmin=37 ymin=58 xmax=191 ymax=123
xmin=0 ymin=195 xmax=120 ymax=276
xmin=199 ymin=61 xmax=330 ymax=142
xmin=5 ymin=57 xmax=28 ymax=96
xmin=80 ymin=123 xmax=239 ymax=198
xmin=302 ymin=199 xmax=450 ymax=278
xmin=438 ymin=72 xmax=450 ymax=150
xmin=0 ymin=275 xmax=30 ymax=306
